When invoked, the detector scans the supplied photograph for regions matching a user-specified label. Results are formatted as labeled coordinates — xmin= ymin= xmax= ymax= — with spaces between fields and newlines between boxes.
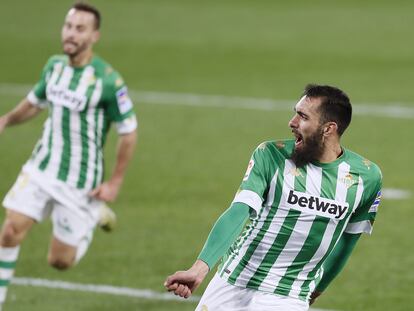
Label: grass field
xmin=0 ymin=1 xmax=413 ymax=310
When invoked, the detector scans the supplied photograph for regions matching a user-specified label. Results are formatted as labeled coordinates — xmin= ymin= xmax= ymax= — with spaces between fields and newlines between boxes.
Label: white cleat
xmin=98 ymin=203 xmax=117 ymax=232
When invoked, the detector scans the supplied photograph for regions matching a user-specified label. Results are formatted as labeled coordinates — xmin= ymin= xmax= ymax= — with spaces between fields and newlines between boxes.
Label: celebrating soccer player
xmin=165 ymin=85 xmax=382 ymax=311
xmin=0 ymin=2 xmax=137 ymax=307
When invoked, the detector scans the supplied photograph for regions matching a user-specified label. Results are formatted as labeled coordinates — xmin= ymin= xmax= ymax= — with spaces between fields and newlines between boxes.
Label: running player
xmin=165 ymin=84 xmax=382 ymax=311
xmin=0 ymin=2 xmax=137 ymax=306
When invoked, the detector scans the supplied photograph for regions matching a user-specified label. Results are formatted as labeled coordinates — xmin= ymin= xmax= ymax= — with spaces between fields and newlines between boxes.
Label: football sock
xmin=0 ymin=246 xmax=20 ymax=304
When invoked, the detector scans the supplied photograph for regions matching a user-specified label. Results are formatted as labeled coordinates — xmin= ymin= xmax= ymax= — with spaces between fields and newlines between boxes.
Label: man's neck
xmin=318 ymin=142 xmax=343 ymax=163
xmin=69 ymin=49 xmax=93 ymax=67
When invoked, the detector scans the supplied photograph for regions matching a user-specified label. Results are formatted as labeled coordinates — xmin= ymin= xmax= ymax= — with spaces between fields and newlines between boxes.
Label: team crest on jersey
xmin=289 ymin=167 xmax=304 ymax=177
xmin=339 ymin=173 xmax=357 ymax=189
xmin=201 ymin=305 xmax=209 ymax=311
xmin=243 ymin=159 xmax=254 ymax=181
xmin=116 ymin=87 xmax=133 ymax=114
xmin=89 ymin=75 xmax=96 ymax=85
xmin=257 ymin=142 xmax=267 ymax=150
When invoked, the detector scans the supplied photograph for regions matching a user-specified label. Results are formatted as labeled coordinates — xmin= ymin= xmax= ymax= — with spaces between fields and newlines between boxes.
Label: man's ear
xmin=322 ymin=122 xmax=338 ymax=137
xmin=92 ymin=30 xmax=100 ymax=44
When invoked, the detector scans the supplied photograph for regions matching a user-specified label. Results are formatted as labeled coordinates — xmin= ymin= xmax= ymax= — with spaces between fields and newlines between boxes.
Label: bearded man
xmin=165 ymin=84 xmax=382 ymax=311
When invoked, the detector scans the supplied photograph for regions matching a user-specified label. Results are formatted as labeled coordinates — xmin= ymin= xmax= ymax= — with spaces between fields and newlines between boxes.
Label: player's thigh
xmin=2 ymin=170 xmax=52 ymax=244
xmin=2 ymin=170 xmax=52 ymax=222
xmin=50 ymin=198 xmax=97 ymax=256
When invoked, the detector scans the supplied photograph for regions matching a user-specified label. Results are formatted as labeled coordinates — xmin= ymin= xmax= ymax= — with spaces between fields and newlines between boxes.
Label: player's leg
xmin=47 ymin=237 xmax=77 ymax=270
xmin=0 ymin=210 xmax=35 ymax=304
xmin=0 ymin=170 xmax=51 ymax=306
xmin=48 ymin=198 xmax=97 ymax=270
xmin=0 ymin=210 xmax=35 ymax=245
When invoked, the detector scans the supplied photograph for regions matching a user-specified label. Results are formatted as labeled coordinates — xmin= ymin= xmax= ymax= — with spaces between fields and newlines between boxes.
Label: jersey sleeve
xmin=232 ymin=143 xmax=271 ymax=216
xmin=104 ymin=73 xmax=137 ymax=134
xmin=345 ymin=168 xmax=382 ymax=235
xmin=27 ymin=58 xmax=54 ymax=108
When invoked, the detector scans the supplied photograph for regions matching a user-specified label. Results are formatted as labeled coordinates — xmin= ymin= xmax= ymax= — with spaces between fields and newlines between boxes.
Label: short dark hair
xmin=71 ymin=2 xmax=101 ymax=29
xmin=303 ymin=84 xmax=352 ymax=136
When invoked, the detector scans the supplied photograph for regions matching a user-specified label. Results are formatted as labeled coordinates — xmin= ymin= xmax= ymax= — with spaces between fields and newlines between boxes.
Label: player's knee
xmin=0 ymin=220 xmax=22 ymax=246
xmin=48 ymin=255 xmax=74 ymax=270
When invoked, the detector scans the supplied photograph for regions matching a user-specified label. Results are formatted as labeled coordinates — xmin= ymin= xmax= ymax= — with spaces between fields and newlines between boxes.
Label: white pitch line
xmin=382 ymin=188 xmax=411 ymax=200
xmin=11 ymin=277 xmax=200 ymax=303
xmin=1 ymin=82 xmax=414 ymax=119
xmin=11 ymin=277 xmax=333 ymax=311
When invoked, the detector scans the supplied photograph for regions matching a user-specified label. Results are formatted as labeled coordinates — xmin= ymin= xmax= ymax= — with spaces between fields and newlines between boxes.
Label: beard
xmin=291 ymin=128 xmax=324 ymax=168
xmin=62 ymin=40 xmax=88 ymax=58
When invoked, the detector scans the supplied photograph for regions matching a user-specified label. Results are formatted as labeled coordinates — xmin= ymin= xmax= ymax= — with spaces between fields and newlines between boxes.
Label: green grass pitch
xmin=0 ymin=1 xmax=413 ymax=310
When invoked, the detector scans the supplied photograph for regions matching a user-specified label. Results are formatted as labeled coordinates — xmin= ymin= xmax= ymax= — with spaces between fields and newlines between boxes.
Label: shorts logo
xmin=286 ymin=190 xmax=348 ymax=220
xmin=57 ymin=217 xmax=73 ymax=234
xmin=243 ymin=160 xmax=254 ymax=181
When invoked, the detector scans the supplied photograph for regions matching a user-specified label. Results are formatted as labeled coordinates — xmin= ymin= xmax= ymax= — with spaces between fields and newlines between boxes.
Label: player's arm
xmin=0 ymin=98 xmax=42 ymax=133
xmin=310 ymin=232 xmax=361 ymax=305
xmin=1 ymin=56 xmax=53 ymax=134
xmin=312 ymin=170 xmax=382 ymax=305
xmin=90 ymin=74 xmax=138 ymax=202
xmin=90 ymin=129 xmax=137 ymax=202
xmin=164 ymin=202 xmax=250 ymax=298
xmin=165 ymin=143 xmax=269 ymax=298
xmin=1 ymin=56 xmax=58 ymax=133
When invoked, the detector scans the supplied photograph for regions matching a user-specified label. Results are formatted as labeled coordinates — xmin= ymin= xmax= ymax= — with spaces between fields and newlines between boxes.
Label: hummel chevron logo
xmin=286 ymin=190 xmax=349 ymax=220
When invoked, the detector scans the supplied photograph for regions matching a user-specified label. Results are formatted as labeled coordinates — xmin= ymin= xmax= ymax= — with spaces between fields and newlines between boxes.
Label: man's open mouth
xmin=293 ymin=131 xmax=303 ymax=147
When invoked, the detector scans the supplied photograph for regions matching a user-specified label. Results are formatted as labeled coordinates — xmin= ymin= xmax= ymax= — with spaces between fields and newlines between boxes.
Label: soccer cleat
xmin=98 ymin=203 xmax=117 ymax=232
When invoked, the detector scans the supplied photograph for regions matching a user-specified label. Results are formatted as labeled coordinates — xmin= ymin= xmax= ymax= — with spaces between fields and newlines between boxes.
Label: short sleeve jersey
xmin=218 ymin=140 xmax=382 ymax=302
xmin=26 ymin=55 xmax=137 ymax=190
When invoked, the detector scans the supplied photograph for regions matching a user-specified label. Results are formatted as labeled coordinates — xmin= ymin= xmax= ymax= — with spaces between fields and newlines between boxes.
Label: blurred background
xmin=0 ymin=1 xmax=413 ymax=310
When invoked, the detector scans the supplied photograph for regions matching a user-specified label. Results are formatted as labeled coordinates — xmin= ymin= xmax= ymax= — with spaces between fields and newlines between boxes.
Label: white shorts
xmin=196 ymin=274 xmax=309 ymax=311
xmin=2 ymin=166 xmax=101 ymax=248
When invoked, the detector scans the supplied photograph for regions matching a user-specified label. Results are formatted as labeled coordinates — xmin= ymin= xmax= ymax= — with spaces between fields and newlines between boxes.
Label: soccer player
xmin=165 ymin=84 xmax=382 ymax=310
xmin=0 ymin=2 xmax=137 ymax=306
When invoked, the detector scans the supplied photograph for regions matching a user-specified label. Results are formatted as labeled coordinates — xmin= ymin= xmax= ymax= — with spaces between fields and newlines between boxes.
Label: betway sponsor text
xmin=286 ymin=190 xmax=349 ymax=220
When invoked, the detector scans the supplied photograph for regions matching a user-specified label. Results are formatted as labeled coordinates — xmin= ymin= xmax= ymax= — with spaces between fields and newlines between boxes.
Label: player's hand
xmin=309 ymin=290 xmax=322 ymax=305
xmin=89 ymin=180 xmax=121 ymax=202
xmin=0 ymin=116 xmax=9 ymax=134
xmin=164 ymin=260 xmax=209 ymax=299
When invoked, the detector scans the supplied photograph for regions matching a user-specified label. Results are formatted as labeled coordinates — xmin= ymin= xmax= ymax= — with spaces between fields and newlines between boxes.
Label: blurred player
xmin=0 ymin=2 xmax=137 ymax=307
xmin=165 ymin=85 xmax=382 ymax=310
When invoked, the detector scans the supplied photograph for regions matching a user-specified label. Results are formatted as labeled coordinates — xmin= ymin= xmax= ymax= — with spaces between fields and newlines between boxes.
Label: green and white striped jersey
xmin=219 ymin=140 xmax=382 ymax=302
xmin=26 ymin=55 xmax=137 ymax=191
